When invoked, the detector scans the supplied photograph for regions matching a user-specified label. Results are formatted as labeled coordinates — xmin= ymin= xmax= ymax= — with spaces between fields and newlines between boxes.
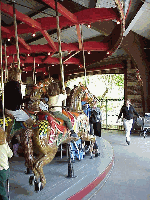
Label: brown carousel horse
xmin=0 ymin=78 xmax=96 ymax=192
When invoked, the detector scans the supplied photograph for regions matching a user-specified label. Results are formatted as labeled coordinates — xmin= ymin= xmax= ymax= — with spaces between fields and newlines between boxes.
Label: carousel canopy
xmin=0 ymin=0 xmax=149 ymax=81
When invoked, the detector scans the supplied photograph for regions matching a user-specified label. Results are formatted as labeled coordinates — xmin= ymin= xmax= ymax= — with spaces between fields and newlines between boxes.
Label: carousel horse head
xmin=0 ymin=127 xmax=7 ymax=145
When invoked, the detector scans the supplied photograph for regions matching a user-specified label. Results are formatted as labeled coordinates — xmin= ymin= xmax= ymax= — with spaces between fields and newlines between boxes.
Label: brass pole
xmin=12 ymin=0 xmax=20 ymax=70
xmin=80 ymin=25 xmax=87 ymax=86
xmin=33 ymin=57 xmax=35 ymax=84
xmin=4 ymin=41 xmax=7 ymax=82
xmin=55 ymin=0 xmax=65 ymax=91
xmin=0 ymin=1 xmax=5 ymax=130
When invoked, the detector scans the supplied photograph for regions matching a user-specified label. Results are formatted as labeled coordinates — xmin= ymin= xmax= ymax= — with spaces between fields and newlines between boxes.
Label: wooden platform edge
xmin=67 ymin=154 xmax=115 ymax=200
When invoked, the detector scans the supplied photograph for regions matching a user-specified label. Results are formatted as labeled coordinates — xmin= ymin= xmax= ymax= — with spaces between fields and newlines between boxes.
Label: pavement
xmin=8 ymin=134 xmax=114 ymax=200
xmin=86 ymin=129 xmax=150 ymax=200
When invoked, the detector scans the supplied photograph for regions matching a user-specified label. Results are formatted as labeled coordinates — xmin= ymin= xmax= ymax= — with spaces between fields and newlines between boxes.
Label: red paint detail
xmin=42 ymin=0 xmax=78 ymax=24
xmin=68 ymin=156 xmax=114 ymax=200
xmin=1 ymin=2 xmax=42 ymax=31
xmin=41 ymin=30 xmax=57 ymax=51
xmin=64 ymin=57 xmax=81 ymax=65
xmin=18 ymin=37 xmax=31 ymax=51
xmin=1 ymin=26 xmax=10 ymax=34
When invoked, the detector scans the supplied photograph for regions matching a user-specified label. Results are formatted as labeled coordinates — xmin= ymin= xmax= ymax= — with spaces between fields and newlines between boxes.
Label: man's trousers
xmin=123 ymin=118 xmax=133 ymax=142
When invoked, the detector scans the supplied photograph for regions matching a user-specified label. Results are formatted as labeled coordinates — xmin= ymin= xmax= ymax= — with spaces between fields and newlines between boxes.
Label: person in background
xmin=65 ymin=87 xmax=72 ymax=110
xmin=48 ymin=82 xmax=78 ymax=138
xmin=4 ymin=67 xmax=35 ymax=174
xmin=11 ymin=135 xmax=20 ymax=157
xmin=117 ymin=99 xmax=140 ymax=145
xmin=4 ymin=67 xmax=34 ymax=126
xmin=0 ymin=127 xmax=13 ymax=200
xmin=39 ymin=94 xmax=49 ymax=111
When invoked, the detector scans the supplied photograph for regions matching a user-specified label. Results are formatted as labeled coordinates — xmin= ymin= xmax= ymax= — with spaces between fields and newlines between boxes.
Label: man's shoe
xmin=127 ymin=141 xmax=130 ymax=145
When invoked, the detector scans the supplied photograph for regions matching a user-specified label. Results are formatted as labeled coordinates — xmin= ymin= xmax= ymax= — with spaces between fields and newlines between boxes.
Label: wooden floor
xmin=8 ymin=136 xmax=113 ymax=200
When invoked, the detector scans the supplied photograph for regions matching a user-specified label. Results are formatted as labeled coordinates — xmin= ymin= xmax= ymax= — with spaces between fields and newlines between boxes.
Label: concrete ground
xmin=85 ymin=129 xmax=150 ymax=200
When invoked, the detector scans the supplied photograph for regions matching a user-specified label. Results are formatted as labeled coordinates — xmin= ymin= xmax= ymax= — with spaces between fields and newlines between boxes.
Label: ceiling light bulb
xmin=88 ymin=51 xmax=90 ymax=54
xmin=48 ymin=52 xmax=50 ymax=55
xmin=52 ymin=64 xmax=54 ymax=66
xmin=107 ymin=52 xmax=110 ymax=54
xmin=8 ymin=38 xmax=10 ymax=41
xmin=28 ymin=54 xmax=30 ymax=56
xmin=32 ymin=33 xmax=36 ymax=37
xmin=88 ymin=24 xmax=91 ymax=28
xmin=117 ymin=21 xmax=120 ymax=24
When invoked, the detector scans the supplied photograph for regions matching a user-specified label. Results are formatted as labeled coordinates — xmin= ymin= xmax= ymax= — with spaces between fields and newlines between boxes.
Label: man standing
xmin=117 ymin=99 xmax=140 ymax=145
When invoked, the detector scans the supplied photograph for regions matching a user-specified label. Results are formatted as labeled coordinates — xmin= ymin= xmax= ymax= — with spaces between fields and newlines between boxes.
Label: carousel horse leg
xmin=23 ymin=128 xmax=34 ymax=174
xmin=32 ymin=146 xmax=58 ymax=192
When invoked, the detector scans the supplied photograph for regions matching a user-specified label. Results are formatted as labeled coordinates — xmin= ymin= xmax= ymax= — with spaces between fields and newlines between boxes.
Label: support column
xmin=121 ymin=30 xmax=149 ymax=113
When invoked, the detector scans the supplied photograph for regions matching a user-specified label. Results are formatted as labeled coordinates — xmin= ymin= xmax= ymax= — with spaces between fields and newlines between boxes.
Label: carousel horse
xmin=0 ymin=78 xmax=97 ymax=192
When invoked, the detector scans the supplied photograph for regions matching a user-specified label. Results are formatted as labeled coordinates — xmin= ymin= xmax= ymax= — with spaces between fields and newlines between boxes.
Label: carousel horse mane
xmin=69 ymin=84 xmax=97 ymax=111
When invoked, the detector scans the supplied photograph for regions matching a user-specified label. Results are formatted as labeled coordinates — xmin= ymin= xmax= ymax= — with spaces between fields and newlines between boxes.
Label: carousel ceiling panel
xmin=2 ymin=0 xmax=45 ymax=16
xmin=96 ymin=0 xmax=116 ymax=9
xmin=72 ymin=0 xmax=89 ymax=8
xmin=29 ymin=36 xmax=48 ymax=45
xmin=49 ymin=25 xmax=103 ymax=44
xmin=32 ymin=8 xmax=60 ymax=19
xmin=131 ymin=1 xmax=150 ymax=40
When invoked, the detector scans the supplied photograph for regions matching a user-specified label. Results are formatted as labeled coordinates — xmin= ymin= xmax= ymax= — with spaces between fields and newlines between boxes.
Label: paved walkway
xmin=85 ymin=129 xmax=150 ymax=200
xmin=8 ymin=135 xmax=113 ymax=200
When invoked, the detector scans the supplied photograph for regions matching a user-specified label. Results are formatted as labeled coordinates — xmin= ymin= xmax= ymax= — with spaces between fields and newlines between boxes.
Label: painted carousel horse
xmin=0 ymin=79 xmax=97 ymax=192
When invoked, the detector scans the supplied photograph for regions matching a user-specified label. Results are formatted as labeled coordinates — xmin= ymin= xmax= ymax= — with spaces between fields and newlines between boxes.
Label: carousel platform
xmin=8 ymin=136 xmax=114 ymax=200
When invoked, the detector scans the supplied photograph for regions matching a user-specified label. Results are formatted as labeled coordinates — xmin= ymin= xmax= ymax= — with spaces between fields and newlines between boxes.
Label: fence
xmin=98 ymin=98 xmax=124 ymax=130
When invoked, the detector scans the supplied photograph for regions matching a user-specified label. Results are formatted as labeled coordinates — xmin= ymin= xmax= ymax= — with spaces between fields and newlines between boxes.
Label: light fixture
xmin=52 ymin=64 xmax=54 ymax=66
xmin=32 ymin=33 xmax=36 ymax=37
xmin=66 ymin=64 xmax=68 ymax=66
xmin=38 ymin=64 xmax=39 ymax=66
xmin=117 ymin=21 xmax=120 ymax=24
xmin=107 ymin=52 xmax=110 ymax=55
xmin=88 ymin=51 xmax=90 ymax=54
xmin=48 ymin=52 xmax=50 ymax=55
xmin=28 ymin=54 xmax=30 ymax=56
xmin=8 ymin=38 xmax=10 ymax=41
xmin=88 ymin=24 xmax=91 ymax=28
xmin=7 ymin=55 xmax=9 ymax=58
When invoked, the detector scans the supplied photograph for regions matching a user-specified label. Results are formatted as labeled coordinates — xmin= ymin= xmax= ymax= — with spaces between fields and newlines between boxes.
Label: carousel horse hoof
xmin=29 ymin=176 xmax=36 ymax=185
xmin=34 ymin=181 xmax=43 ymax=192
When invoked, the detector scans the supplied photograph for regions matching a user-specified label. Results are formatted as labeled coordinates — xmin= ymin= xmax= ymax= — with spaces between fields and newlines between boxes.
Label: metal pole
xmin=48 ymin=66 xmax=50 ymax=78
xmin=106 ymin=99 xmax=108 ymax=130
xmin=12 ymin=0 xmax=20 ymax=70
xmin=55 ymin=0 xmax=65 ymax=91
xmin=0 ymin=1 xmax=5 ymax=130
xmin=33 ymin=57 xmax=35 ymax=84
xmin=4 ymin=41 xmax=7 ymax=82
xmin=80 ymin=25 xmax=87 ymax=87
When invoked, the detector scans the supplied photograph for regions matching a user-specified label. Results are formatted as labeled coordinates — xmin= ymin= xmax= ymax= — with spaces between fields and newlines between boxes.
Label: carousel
xmin=0 ymin=0 xmax=125 ymax=199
